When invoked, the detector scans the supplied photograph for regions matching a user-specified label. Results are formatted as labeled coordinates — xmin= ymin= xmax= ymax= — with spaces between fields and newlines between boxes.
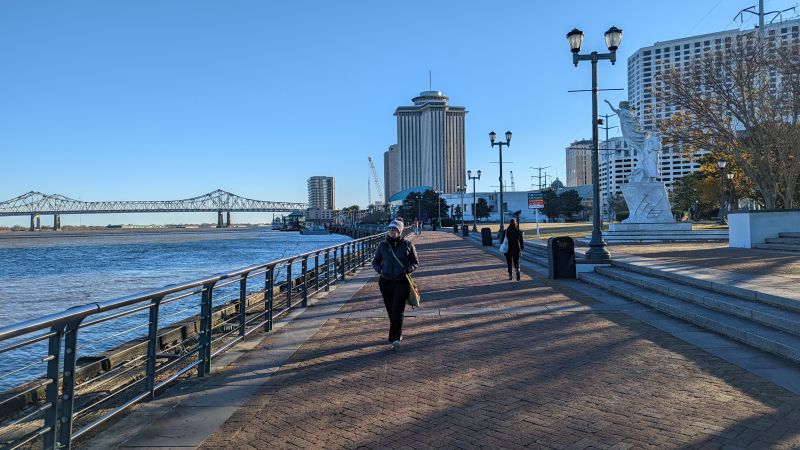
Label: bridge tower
xmin=226 ymin=211 xmax=231 ymax=228
xmin=217 ymin=211 xmax=224 ymax=228
xmin=54 ymin=214 xmax=61 ymax=231
xmin=29 ymin=213 xmax=41 ymax=231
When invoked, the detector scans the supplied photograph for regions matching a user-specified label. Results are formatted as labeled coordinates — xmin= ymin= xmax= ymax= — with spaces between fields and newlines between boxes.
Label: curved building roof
xmin=388 ymin=185 xmax=433 ymax=203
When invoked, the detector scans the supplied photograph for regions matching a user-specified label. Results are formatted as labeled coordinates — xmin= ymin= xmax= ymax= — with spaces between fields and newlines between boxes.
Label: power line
xmin=530 ymin=166 xmax=551 ymax=191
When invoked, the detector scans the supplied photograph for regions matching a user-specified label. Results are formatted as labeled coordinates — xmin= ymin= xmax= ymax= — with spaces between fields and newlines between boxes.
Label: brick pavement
xmin=198 ymin=233 xmax=800 ymax=449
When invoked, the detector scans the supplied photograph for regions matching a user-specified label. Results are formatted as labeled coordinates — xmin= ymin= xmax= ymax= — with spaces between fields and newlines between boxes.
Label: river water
xmin=0 ymin=228 xmax=351 ymax=390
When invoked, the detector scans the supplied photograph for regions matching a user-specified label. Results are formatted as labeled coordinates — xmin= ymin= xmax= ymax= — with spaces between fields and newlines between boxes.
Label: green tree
xmin=397 ymin=192 xmax=422 ymax=223
xmin=397 ymin=190 xmax=449 ymax=224
xmin=609 ymin=193 xmax=629 ymax=222
xmin=474 ymin=197 xmax=491 ymax=220
xmin=668 ymin=171 xmax=720 ymax=220
xmin=453 ymin=205 xmax=462 ymax=221
xmin=558 ymin=190 xmax=583 ymax=219
xmin=542 ymin=189 xmax=560 ymax=219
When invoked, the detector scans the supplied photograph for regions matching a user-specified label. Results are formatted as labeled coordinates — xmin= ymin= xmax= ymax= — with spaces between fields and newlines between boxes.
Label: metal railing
xmin=0 ymin=231 xmax=384 ymax=450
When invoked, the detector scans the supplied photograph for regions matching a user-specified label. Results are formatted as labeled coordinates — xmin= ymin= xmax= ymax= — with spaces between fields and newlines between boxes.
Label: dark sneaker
xmin=516 ymin=269 xmax=521 ymax=281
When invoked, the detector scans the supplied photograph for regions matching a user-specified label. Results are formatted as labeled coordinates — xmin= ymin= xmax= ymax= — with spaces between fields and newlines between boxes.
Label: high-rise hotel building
xmin=307 ymin=176 xmax=335 ymax=211
xmin=627 ymin=18 xmax=800 ymax=190
xmin=565 ymin=139 xmax=593 ymax=187
xmin=383 ymin=144 xmax=400 ymax=204
xmin=390 ymin=90 xmax=467 ymax=197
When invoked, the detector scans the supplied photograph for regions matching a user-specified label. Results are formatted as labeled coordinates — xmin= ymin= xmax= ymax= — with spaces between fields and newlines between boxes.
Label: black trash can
xmin=462 ymin=225 xmax=469 ymax=237
xmin=547 ymin=236 xmax=576 ymax=279
xmin=453 ymin=223 xmax=459 ymax=233
xmin=481 ymin=228 xmax=493 ymax=246
xmin=432 ymin=224 xmax=438 ymax=231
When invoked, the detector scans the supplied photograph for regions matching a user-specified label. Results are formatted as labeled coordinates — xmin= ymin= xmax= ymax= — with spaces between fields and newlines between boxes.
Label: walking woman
xmin=503 ymin=218 xmax=524 ymax=281
xmin=372 ymin=219 xmax=419 ymax=350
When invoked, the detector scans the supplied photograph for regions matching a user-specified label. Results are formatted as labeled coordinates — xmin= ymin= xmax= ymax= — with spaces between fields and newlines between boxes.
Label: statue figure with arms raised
xmin=604 ymin=100 xmax=674 ymax=224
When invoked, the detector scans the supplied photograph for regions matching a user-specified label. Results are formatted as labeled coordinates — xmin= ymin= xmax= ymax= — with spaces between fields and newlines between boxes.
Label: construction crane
xmin=367 ymin=156 xmax=384 ymax=205
xmin=509 ymin=171 xmax=516 ymax=192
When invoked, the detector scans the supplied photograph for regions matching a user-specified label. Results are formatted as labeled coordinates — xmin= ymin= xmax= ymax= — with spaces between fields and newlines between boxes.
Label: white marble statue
xmin=604 ymin=100 xmax=674 ymax=224
xmin=605 ymin=100 xmax=660 ymax=182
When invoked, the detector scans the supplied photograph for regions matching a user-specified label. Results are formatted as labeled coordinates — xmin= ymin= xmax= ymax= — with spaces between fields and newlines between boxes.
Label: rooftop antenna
xmin=428 ymin=70 xmax=432 ymax=90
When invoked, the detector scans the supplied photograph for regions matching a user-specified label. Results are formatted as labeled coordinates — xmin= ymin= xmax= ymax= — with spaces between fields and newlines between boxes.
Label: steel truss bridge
xmin=0 ymin=190 xmax=307 ymax=230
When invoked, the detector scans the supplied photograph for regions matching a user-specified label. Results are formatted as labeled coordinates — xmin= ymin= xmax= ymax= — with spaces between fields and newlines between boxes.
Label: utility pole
xmin=598 ymin=113 xmax=618 ymax=221
xmin=530 ymin=166 xmax=551 ymax=191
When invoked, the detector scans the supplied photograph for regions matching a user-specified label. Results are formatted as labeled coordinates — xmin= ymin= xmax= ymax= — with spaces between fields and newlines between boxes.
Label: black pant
xmin=505 ymin=252 xmax=520 ymax=274
xmin=378 ymin=277 xmax=409 ymax=342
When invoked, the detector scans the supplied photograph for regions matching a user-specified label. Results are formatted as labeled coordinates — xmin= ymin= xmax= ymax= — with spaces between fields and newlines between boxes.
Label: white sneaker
xmin=391 ymin=340 xmax=401 ymax=350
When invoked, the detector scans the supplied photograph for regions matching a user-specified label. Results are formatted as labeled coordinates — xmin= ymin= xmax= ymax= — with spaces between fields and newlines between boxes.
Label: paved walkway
xmin=183 ymin=233 xmax=800 ymax=449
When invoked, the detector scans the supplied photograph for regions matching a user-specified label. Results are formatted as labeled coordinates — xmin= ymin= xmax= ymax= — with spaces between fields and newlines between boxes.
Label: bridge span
xmin=0 ymin=189 xmax=307 ymax=230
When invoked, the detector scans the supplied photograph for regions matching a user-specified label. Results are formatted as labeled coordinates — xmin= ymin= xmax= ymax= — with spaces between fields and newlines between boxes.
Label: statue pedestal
xmin=609 ymin=222 xmax=692 ymax=232
xmin=620 ymin=182 xmax=674 ymax=223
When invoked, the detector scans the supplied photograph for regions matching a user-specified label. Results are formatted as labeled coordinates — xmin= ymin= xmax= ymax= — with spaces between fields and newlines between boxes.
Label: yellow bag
xmin=406 ymin=274 xmax=421 ymax=308
xmin=388 ymin=243 xmax=421 ymax=308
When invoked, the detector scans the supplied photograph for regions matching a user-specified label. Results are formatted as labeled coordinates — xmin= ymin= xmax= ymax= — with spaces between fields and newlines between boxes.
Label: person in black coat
xmin=372 ymin=219 xmax=419 ymax=350
xmin=503 ymin=218 xmax=524 ymax=281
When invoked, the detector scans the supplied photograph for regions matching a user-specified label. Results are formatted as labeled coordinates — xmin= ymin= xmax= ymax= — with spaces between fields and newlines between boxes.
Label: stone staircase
xmin=469 ymin=233 xmax=800 ymax=364
xmin=754 ymin=232 xmax=800 ymax=253
xmin=578 ymin=260 xmax=800 ymax=364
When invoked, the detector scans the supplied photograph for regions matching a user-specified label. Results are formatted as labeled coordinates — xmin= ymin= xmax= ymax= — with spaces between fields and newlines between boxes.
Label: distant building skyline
xmin=565 ymin=139 xmax=593 ymax=187
xmin=307 ymin=176 xmax=335 ymax=211
xmin=383 ymin=144 xmax=400 ymax=205
xmin=394 ymin=90 xmax=467 ymax=195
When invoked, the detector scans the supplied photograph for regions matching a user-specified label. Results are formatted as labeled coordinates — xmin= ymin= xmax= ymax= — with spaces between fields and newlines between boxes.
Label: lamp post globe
xmin=604 ymin=26 xmax=623 ymax=51
xmin=567 ymin=28 xmax=584 ymax=53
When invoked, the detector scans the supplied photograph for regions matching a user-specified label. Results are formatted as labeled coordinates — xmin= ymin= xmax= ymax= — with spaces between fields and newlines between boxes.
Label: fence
xmin=0 ymin=231 xmax=384 ymax=450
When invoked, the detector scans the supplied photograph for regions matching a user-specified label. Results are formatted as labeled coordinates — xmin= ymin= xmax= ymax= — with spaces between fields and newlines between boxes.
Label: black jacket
xmin=372 ymin=238 xmax=419 ymax=281
xmin=503 ymin=226 xmax=524 ymax=255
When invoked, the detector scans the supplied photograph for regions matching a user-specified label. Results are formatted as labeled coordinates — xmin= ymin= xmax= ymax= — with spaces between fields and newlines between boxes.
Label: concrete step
xmin=578 ymin=271 xmax=800 ymax=364
xmin=581 ymin=232 xmax=728 ymax=243
xmin=521 ymin=250 xmax=548 ymax=268
xmin=765 ymin=237 xmax=800 ymax=245
xmin=753 ymin=243 xmax=800 ymax=253
xmin=780 ymin=232 xmax=800 ymax=239
xmin=609 ymin=259 xmax=800 ymax=314
xmin=593 ymin=266 xmax=800 ymax=336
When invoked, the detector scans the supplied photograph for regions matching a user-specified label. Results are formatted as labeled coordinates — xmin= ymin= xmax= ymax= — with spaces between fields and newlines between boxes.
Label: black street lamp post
xmin=727 ymin=172 xmax=735 ymax=216
xmin=467 ymin=170 xmax=481 ymax=231
xmin=717 ymin=158 xmax=727 ymax=224
xmin=434 ymin=190 xmax=442 ymax=230
xmin=489 ymin=131 xmax=512 ymax=234
xmin=567 ymin=26 xmax=622 ymax=261
xmin=456 ymin=185 xmax=467 ymax=229
xmin=416 ymin=197 xmax=421 ymax=229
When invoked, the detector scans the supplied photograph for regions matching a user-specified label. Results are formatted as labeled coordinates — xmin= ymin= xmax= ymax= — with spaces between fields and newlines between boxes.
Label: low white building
xmin=441 ymin=190 xmax=548 ymax=223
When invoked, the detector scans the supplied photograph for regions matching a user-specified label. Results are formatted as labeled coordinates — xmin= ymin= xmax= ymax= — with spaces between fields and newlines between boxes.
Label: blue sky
xmin=1 ymin=0 xmax=795 ymax=226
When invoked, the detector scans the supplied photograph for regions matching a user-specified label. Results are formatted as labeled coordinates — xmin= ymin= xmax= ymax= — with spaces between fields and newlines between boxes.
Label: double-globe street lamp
xmin=567 ymin=25 xmax=623 ymax=261
xmin=467 ymin=170 xmax=482 ymax=231
xmin=489 ymin=131 xmax=512 ymax=234
xmin=456 ymin=184 xmax=467 ymax=229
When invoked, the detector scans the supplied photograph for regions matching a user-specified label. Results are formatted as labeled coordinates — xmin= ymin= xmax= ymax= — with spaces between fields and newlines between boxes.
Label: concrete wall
xmin=729 ymin=210 xmax=800 ymax=248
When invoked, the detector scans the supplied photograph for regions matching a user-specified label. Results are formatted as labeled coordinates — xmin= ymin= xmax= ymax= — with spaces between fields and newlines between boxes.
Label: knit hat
xmin=387 ymin=219 xmax=404 ymax=234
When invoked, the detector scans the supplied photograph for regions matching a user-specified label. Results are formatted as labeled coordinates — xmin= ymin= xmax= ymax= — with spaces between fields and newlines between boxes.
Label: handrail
xmin=0 ymin=226 xmax=386 ymax=450
xmin=0 ymin=229 xmax=381 ymax=341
